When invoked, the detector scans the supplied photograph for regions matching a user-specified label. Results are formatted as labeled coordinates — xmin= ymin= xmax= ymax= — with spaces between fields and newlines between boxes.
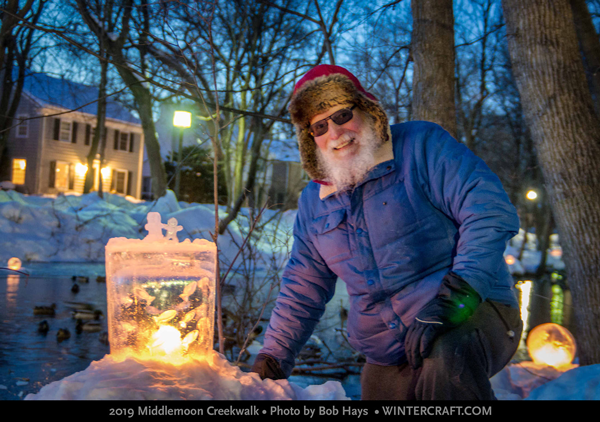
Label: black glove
xmin=404 ymin=272 xmax=481 ymax=369
xmin=251 ymin=353 xmax=287 ymax=380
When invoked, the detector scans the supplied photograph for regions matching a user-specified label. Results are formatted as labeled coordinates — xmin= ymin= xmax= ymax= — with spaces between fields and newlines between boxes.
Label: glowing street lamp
xmin=173 ymin=110 xmax=192 ymax=199
xmin=173 ymin=110 xmax=192 ymax=128
xmin=526 ymin=190 xmax=538 ymax=201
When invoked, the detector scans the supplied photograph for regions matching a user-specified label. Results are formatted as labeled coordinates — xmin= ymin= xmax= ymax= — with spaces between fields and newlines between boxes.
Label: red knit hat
xmin=288 ymin=65 xmax=390 ymax=181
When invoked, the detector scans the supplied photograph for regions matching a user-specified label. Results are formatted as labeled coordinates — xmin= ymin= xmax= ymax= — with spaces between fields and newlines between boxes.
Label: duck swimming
xmin=34 ymin=304 xmax=56 ymax=316
xmin=63 ymin=301 xmax=94 ymax=311
xmin=71 ymin=309 xmax=103 ymax=320
xmin=76 ymin=320 xmax=103 ymax=333
xmin=57 ymin=328 xmax=70 ymax=341
xmin=38 ymin=320 xmax=49 ymax=334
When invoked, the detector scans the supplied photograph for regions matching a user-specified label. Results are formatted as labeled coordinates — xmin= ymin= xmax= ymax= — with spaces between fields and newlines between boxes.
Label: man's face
xmin=310 ymin=104 xmax=366 ymax=161
xmin=310 ymin=104 xmax=379 ymax=189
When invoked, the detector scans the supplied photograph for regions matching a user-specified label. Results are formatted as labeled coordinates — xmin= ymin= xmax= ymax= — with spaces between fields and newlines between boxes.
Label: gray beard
xmin=317 ymin=125 xmax=379 ymax=191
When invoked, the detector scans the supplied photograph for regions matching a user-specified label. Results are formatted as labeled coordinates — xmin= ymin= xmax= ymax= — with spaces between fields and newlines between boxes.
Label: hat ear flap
xmin=297 ymin=127 xmax=326 ymax=181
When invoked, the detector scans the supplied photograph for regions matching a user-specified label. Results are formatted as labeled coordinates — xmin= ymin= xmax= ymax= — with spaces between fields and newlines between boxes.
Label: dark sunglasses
xmin=309 ymin=105 xmax=356 ymax=137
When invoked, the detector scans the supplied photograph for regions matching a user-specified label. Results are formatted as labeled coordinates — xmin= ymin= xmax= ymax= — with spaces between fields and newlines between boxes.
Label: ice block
xmin=105 ymin=212 xmax=217 ymax=362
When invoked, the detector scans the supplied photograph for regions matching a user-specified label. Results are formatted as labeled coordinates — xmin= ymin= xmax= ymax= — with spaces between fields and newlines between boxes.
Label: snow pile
xmin=526 ymin=364 xmax=600 ymax=400
xmin=25 ymin=351 xmax=348 ymax=401
xmin=492 ymin=361 xmax=579 ymax=399
xmin=0 ymin=190 xmax=296 ymax=267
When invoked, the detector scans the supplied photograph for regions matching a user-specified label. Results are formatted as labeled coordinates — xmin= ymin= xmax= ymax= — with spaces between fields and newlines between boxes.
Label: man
xmin=252 ymin=65 xmax=523 ymax=400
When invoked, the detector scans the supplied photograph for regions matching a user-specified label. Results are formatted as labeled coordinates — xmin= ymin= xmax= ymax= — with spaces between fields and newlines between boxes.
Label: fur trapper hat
xmin=288 ymin=65 xmax=391 ymax=181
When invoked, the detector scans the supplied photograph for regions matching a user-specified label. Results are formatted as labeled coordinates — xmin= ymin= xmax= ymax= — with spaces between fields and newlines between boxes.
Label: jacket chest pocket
xmin=310 ymin=209 xmax=353 ymax=265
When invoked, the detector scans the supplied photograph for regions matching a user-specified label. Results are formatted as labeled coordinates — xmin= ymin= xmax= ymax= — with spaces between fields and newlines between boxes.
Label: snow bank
xmin=491 ymin=361 xmax=579 ymax=399
xmin=526 ymin=364 xmax=600 ymax=400
xmin=0 ymin=190 xmax=295 ymax=267
xmin=25 ymin=351 xmax=349 ymax=401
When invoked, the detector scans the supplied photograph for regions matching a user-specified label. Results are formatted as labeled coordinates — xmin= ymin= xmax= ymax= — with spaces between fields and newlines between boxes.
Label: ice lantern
xmin=527 ymin=323 xmax=577 ymax=369
xmin=105 ymin=212 xmax=217 ymax=362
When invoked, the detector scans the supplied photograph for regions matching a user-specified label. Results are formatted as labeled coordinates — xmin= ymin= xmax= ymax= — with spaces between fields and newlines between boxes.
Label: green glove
xmin=404 ymin=272 xmax=481 ymax=369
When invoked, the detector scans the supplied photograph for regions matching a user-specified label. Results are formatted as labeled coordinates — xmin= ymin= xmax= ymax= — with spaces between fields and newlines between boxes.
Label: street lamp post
xmin=173 ymin=110 xmax=192 ymax=199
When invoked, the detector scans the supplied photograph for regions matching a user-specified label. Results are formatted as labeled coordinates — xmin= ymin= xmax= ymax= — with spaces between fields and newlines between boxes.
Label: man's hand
xmin=251 ymin=353 xmax=287 ymax=380
xmin=404 ymin=272 xmax=481 ymax=369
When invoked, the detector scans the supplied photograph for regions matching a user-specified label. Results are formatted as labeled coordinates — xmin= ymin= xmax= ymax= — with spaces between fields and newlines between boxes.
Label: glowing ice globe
xmin=527 ymin=323 xmax=576 ymax=368
xmin=7 ymin=257 xmax=21 ymax=271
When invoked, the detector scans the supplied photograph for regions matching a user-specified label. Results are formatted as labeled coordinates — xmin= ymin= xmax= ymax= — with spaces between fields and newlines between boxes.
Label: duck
xmin=63 ymin=301 xmax=94 ymax=311
xmin=71 ymin=283 xmax=80 ymax=293
xmin=76 ymin=319 xmax=103 ymax=333
xmin=71 ymin=309 xmax=103 ymax=320
xmin=33 ymin=304 xmax=56 ymax=316
xmin=37 ymin=320 xmax=49 ymax=334
xmin=96 ymin=276 xmax=106 ymax=283
xmin=72 ymin=275 xmax=89 ymax=283
xmin=99 ymin=331 xmax=109 ymax=345
xmin=57 ymin=328 xmax=70 ymax=341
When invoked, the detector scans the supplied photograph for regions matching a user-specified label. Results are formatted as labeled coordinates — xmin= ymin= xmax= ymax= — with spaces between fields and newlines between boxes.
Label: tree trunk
xmin=84 ymin=50 xmax=108 ymax=194
xmin=76 ymin=0 xmax=168 ymax=199
xmin=570 ymin=0 xmax=600 ymax=117
xmin=502 ymin=0 xmax=600 ymax=365
xmin=410 ymin=0 xmax=457 ymax=138
xmin=0 ymin=0 xmax=38 ymax=166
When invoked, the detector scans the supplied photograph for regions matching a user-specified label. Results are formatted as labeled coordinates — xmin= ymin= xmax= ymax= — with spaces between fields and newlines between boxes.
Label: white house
xmin=3 ymin=72 xmax=144 ymax=198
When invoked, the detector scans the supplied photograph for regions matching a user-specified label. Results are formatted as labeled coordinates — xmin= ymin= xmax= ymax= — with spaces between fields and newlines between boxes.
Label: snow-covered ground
xmin=1 ymin=189 xmax=598 ymax=400
xmin=25 ymin=352 xmax=349 ymax=400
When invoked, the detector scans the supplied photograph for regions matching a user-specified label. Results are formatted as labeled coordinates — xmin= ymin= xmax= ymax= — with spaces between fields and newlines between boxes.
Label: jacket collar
xmin=318 ymin=140 xmax=394 ymax=200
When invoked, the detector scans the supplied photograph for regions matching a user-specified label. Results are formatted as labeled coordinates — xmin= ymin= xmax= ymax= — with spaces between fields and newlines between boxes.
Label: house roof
xmin=22 ymin=71 xmax=140 ymax=125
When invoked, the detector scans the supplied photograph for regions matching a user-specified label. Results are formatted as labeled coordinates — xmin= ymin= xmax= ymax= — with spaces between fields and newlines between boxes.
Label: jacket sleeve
xmin=258 ymin=192 xmax=338 ymax=378
xmin=409 ymin=121 xmax=520 ymax=301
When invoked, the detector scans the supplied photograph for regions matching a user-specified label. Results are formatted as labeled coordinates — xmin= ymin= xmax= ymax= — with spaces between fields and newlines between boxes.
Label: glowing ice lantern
xmin=7 ymin=257 xmax=21 ymax=271
xmin=105 ymin=212 xmax=216 ymax=362
xmin=527 ymin=323 xmax=577 ymax=368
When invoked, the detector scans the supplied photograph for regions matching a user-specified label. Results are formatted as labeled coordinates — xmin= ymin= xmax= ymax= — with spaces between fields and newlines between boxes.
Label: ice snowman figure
xmin=105 ymin=212 xmax=216 ymax=362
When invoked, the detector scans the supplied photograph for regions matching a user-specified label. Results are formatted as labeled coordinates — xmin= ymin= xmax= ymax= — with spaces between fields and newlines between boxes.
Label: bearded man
xmin=251 ymin=65 xmax=523 ymax=400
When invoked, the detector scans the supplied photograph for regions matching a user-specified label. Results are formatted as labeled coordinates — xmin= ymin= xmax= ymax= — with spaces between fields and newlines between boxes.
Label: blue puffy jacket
xmin=260 ymin=121 xmax=520 ymax=377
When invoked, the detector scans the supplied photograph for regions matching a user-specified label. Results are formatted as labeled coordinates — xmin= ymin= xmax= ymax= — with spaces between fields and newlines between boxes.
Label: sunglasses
xmin=309 ymin=105 xmax=356 ymax=137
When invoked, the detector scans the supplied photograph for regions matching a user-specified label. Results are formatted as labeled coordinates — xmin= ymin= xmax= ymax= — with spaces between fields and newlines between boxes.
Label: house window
xmin=12 ymin=159 xmax=26 ymax=185
xmin=59 ymin=121 xmax=72 ymax=142
xmin=16 ymin=115 xmax=29 ymax=138
xmin=119 ymin=132 xmax=129 ymax=150
xmin=55 ymin=161 xmax=70 ymax=190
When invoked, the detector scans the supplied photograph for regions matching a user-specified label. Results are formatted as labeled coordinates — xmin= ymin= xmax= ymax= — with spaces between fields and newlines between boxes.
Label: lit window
xmin=55 ymin=161 xmax=70 ymax=189
xmin=12 ymin=159 xmax=26 ymax=185
xmin=60 ymin=121 xmax=72 ymax=142
xmin=16 ymin=115 xmax=29 ymax=138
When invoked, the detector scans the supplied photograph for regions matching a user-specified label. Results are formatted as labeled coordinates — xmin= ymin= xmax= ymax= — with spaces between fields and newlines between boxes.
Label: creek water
xmin=0 ymin=263 xmax=108 ymax=400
